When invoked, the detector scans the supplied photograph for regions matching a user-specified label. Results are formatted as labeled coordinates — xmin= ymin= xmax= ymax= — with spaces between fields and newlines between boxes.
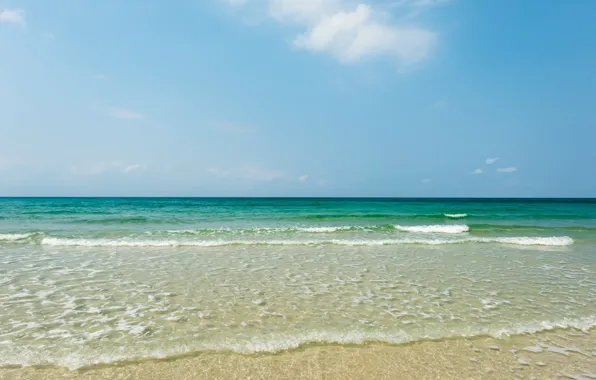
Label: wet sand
xmin=2 ymin=329 xmax=595 ymax=380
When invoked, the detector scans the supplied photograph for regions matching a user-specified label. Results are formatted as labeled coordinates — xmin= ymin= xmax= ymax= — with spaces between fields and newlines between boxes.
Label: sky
xmin=0 ymin=0 xmax=595 ymax=197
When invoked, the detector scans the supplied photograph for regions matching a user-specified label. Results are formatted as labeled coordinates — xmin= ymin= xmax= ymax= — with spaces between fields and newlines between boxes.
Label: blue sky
xmin=1 ymin=0 xmax=595 ymax=197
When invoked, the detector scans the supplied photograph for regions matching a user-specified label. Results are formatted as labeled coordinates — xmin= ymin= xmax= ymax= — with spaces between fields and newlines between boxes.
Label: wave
xmin=482 ymin=236 xmax=574 ymax=246
xmin=0 ymin=233 xmax=35 ymax=241
xmin=394 ymin=225 xmax=470 ymax=234
xmin=296 ymin=226 xmax=357 ymax=232
xmin=1 ymin=315 xmax=593 ymax=370
xmin=3 ymin=223 xmax=593 ymax=242
xmin=444 ymin=213 xmax=467 ymax=218
xmin=40 ymin=235 xmax=573 ymax=247
xmin=205 ymin=316 xmax=596 ymax=354
xmin=285 ymin=213 xmax=474 ymax=222
xmin=468 ymin=223 xmax=596 ymax=233
xmin=170 ymin=224 xmax=473 ymax=236
xmin=167 ymin=225 xmax=379 ymax=235
xmin=200 ymin=315 xmax=596 ymax=354
xmin=281 ymin=212 xmax=596 ymax=222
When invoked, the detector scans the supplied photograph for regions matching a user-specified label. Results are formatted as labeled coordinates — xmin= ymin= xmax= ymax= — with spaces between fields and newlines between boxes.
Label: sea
xmin=0 ymin=198 xmax=595 ymax=372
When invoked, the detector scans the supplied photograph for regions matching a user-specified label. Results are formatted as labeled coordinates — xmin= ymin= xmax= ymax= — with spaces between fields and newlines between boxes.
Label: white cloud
xmin=109 ymin=108 xmax=145 ymax=120
xmin=485 ymin=157 xmax=499 ymax=165
xmin=124 ymin=164 xmax=143 ymax=173
xmin=0 ymin=9 xmax=25 ymax=25
xmin=294 ymin=4 xmax=435 ymax=64
xmin=497 ymin=167 xmax=517 ymax=173
xmin=299 ymin=175 xmax=309 ymax=181
xmin=222 ymin=0 xmax=438 ymax=65
xmin=421 ymin=178 xmax=432 ymax=183
xmin=472 ymin=168 xmax=483 ymax=175
xmin=95 ymin=74 xmax=109 ymax=80
xmin=71 ymin=162 xmax=145 ymax=176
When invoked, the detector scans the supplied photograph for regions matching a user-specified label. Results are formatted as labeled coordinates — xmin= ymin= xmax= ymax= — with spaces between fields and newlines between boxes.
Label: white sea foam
xmin=0 ymin=233 xmax=34 ymax=241
xmin=488 ymin=316 xmax=596 ymax=337
xmin=486 ymin=236 xmax=574 ymax=246
xmin=168 ymin=226 xmax=361 ymax=234
xmin=394 ymin=224 xmax=470 ymax=233
xmin=295 ymin=226 xmax=355 ymax=232
xmin=207 ymin=316 xmax=596 ymax=354
xmin=40 ymin=237 xmax=244 ymax=247
xmin=40 ymin=235 xmax=573 ymax=247
xmin=444 ymin=213 xmax=467 ymax=218
xmin=1 ymin=315 xmax=594 ymax=370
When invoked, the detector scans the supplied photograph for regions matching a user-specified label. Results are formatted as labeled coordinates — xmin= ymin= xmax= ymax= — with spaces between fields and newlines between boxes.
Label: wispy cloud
xmin=124 ymin=164 xmax=143 ymax=173
xmin=472 ymin=168 xmax=483 ymax=175
xmin=0 ymin=9 xmax=25 ymax=25
xmin=109 ymin=108 xmax=145 ymax=120
xmin=95 ymin=74 xmax=109 ymax=80
xmin=299 ymin=175 xmax=309 ymax=181
xmin=421 ymin=178 xmax=432 ymax=183
xmin=70 ymin=162 xmax=145 ymax=176
xmin=497 ymin=167 xmax=517 ymax=173
xmin=485 ymin=157 xmax=499 ymax=165
xmin=221 ymin=0 xmax=440 ymax=66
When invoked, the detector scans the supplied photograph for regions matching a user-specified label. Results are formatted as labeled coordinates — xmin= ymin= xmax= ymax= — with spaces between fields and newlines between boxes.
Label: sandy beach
xmin=1 ymin=199 xmax=595 ymax=379
xmin=3 ymin=0 xmax=596 ymax=376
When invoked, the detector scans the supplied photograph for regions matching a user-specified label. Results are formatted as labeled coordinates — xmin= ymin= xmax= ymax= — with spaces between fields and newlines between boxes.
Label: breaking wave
xmin=40 ymin=236 xmax=573 ymax=247
xmin=1 ymin=315 xmax=593 ymax=370
xmin=394 ymin=225 xmax=470 ymax=234
xmin=444 ymin=213 xmax=467 ymax=218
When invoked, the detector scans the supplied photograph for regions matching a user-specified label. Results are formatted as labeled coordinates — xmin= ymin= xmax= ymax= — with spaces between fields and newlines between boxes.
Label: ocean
xmin=0 ymin=198 xmax=595 ymax=375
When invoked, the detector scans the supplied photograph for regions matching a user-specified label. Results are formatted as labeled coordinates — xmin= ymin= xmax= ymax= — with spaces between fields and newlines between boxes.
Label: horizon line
xmin=0 ymin=196 xmax=595 ymax=200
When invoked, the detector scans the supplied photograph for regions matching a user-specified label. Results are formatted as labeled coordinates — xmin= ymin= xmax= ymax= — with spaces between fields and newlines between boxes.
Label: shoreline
xmin=2 ymin=199 xmax=595 ymax=379
xmin=2 ymin=329 xmax=595 ymax=379
xmin=2 ymin=323 xmax=595 ymax=371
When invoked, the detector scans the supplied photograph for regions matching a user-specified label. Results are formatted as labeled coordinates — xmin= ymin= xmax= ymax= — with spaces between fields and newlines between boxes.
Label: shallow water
xmin=0 ymin=198 xmax=595 ymax=371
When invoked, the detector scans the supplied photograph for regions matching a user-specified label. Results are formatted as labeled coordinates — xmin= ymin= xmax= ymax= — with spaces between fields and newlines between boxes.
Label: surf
xmin=40 ymin=235 xmax=573 ymax=247
xmin=394 ymin=224 xmax=470 ymax=233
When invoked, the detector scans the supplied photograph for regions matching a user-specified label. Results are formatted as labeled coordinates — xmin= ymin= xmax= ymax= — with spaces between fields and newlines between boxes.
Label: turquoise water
xmin=2 ymin=198 xmax=596 ymax=243
xmin=1 ymin=198 xmax=595 ymax=369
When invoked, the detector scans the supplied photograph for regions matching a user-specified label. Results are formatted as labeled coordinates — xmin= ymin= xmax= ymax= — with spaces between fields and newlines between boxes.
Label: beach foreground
xmin=1 ymin=329 xmax=595 ymax=380
xmin=1 ymin=198 xmax=595 ymax=378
